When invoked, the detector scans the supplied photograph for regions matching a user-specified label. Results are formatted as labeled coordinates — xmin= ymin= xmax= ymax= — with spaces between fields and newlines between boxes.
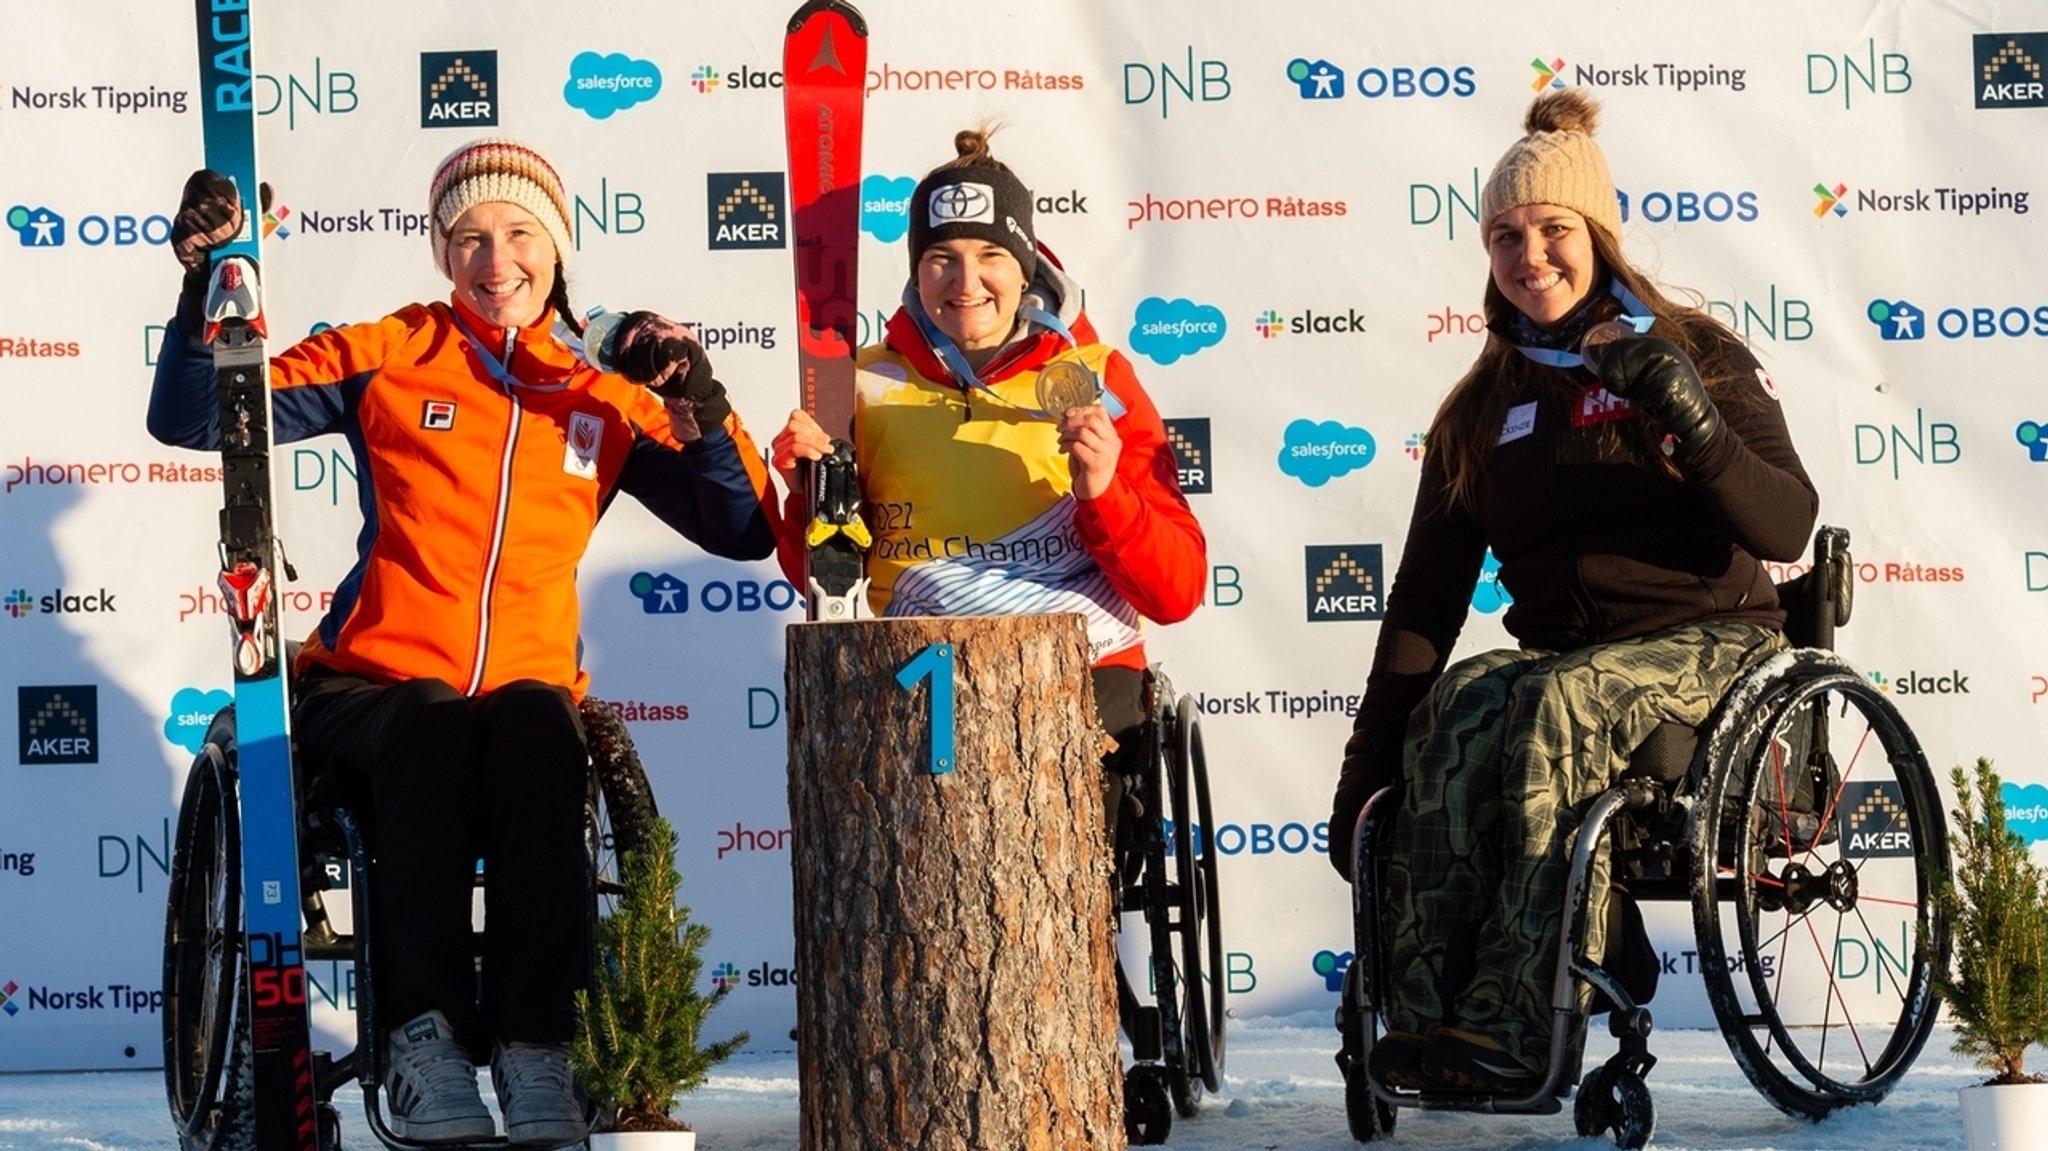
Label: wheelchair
xmin=162 ymin=685 xmax=662 ymax=1151
xmin=1113 ymin=668 xmax=1229 ymax=1145
xmin=1334 ymin=526 xmax=1951 ymax=1148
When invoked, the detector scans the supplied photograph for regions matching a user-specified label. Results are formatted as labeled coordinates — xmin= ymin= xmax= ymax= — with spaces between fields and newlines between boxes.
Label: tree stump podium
xmin=785 ymin=614 xmax=1123 ymax=1150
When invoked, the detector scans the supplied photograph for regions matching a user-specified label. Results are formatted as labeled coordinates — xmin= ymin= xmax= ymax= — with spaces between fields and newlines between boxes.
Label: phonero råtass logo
xmin=564 ymin=51 xmax=662 ymax=119
xmin=1129 ymin=297 xmax=1225 ymax=365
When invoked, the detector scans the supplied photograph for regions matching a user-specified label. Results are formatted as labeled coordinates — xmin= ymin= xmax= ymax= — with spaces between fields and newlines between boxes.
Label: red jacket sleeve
xmin=1072 ymin=350 xmax=1208 ymax=624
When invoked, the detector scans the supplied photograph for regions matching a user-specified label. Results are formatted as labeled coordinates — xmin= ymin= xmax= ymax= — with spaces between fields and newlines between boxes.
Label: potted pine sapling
xmin=1931 ymin=758 xmax=2048 ymax=1150
xmin=573 ymin=817 xmax=748 ymax=1149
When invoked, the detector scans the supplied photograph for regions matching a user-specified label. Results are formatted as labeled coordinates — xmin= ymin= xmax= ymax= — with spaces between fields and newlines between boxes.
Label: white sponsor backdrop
xmin=3 ymin=0 xmax=2045 ymax=1073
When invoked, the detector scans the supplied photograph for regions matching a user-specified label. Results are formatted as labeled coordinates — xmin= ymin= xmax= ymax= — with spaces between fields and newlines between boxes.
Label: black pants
xmin=294 ymin=670 xmax=590 ymax=1045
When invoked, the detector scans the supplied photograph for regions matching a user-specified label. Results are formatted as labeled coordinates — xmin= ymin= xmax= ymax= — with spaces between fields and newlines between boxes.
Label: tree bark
xmin=786 ymin=614 xmax=1123 ymax=1151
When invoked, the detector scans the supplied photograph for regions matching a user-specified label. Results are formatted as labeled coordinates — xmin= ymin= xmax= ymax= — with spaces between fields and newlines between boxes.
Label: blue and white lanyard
xmin=911 ymin=303 xmax=1126 ymax=420
xmin=450 ymin=311 xmax=571 ymax=393
xmin=1510 ymin=280 xmax=1655 ymax=369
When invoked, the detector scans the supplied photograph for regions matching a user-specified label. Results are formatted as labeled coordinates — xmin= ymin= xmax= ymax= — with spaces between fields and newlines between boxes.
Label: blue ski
xmin=193 ymin=1 xmax=317 ymax=1147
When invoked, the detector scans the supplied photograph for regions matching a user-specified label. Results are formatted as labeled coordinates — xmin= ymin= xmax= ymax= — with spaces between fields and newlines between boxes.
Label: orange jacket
xmin=150 ymin=299 xmax=777 ymax=699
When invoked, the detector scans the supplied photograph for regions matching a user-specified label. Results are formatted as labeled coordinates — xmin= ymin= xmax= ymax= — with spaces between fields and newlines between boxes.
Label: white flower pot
xmin=588 ymin=1130 xmax=696 ymax=1151
xmin=1959 ymin=1081 xmax=2048 ymax=1151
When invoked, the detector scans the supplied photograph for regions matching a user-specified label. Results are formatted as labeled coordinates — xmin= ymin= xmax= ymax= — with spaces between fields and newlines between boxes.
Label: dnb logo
xmin=1165 ymin=418 xmax=1212 ymax=495
xmin=1837 ymin=781 xmax=1915 ymax=858
xmin=19 ymin=685 xmax=97 ymax=765
xmin=1974 ymin=33 xmax=2048 ymax=109
xmin=707 ymin=172 xmax=786 ymax=251
xmin=421 ymin=50 xmax=498 ymax=128
xmin=1305 ymin=544 xmax=1385 ymax=622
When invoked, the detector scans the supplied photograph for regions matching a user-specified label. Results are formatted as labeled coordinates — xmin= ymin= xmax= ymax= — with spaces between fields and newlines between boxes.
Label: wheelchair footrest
xmin=1129 ymin=1005 xmax=1164 ymax=1063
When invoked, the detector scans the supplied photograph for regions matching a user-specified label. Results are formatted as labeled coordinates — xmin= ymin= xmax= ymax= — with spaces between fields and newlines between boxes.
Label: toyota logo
xmin=928 ymin=181 xmax=994 ymax=225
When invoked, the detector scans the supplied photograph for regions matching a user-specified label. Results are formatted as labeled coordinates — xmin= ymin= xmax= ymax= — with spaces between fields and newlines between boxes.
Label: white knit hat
xmin=427 ymin=137 xmax=574 ymax=277
xmin=1479 ymin=89 xmax=1623 ymax=247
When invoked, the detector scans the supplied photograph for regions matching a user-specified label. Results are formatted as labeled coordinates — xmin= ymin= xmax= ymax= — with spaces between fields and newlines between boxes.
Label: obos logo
xmin=6 ymin=205 xmax=171 ymax=248
xmin=629 ymin=571 xmax=803 ymax=615
xmin=1165 ymin=418 xmax=1212 ymax=495
xmin=164 ymin=687 xmax=232 ymax=754
xmin=1284 ymin=58 xmax=1476 ymax=100
xmin=1974 ymin=33 xmax=2048 ymax=110
xmin=564 ymin=51 xmax=661 ymax=120
xmin=2019 ymin=421 xmax=2048 ymax=462
xmin=1305 ymin=544 xmax=1384 ymax=622
xmin=1836 ymin=781 xmax=1916 ymax=857
xmin=707 ymin=172 xmax=786 ymax=251
xmin=1279 ymin=420 xmax=1374 ymax=488
xmin=19 ymin=685 xmax=98 ymax=765
xmin=420 ymin=50 xmax=498 ymax=128
xmin=1311 ymin=950 xmax=1354 ymax=993
xmin=1617 ymin=188 xmax=1759 ymax=224
xmin=1474 ymin=550 xmax=1513 ymax=614
xmin=1868 ymin=298 xmax=2048 ymax=340
xmin=1129 ymin=297 xmax=1225 ymax=365
xmin=2004 ymin=780 xmax=2048 ymax=846
xmin=859 ymin=174 xmax=914 ymax=242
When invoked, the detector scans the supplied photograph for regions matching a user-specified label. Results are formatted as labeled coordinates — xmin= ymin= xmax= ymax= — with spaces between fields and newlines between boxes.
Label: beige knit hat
xmin=1478 ymin=89 xmax=1622 ymax=246
xmin=427 ymin=137 xmax=574 ymax=277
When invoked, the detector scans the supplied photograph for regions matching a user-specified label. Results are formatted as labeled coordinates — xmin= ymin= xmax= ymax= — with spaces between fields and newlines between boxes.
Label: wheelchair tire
xmin=162 ymin=736 xmax=256 ymax=1151
xmin=581 ymin=697 xmax=663 ymax=903
xmin=1690 ymin=652 xmax=1949 ymax=1120
xmin=1124 ymin=1066 xmax=1173 ymax=1145
xmin=1173 ymin=694 xmax=1227 ymax=1091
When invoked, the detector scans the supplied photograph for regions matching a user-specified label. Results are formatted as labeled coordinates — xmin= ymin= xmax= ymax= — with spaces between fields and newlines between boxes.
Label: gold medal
xmin=1035 ymin=359 xmax=1101 ymax=416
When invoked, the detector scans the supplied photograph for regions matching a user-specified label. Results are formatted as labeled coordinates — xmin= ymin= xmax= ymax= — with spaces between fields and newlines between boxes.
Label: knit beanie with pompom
xmin=1478 ymin=90 xmax=1623 ymax=245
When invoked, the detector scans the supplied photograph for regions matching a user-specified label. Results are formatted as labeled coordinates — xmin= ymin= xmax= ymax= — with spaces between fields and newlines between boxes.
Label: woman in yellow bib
xmin=770 ymin=124 xmax=1206 ymax=791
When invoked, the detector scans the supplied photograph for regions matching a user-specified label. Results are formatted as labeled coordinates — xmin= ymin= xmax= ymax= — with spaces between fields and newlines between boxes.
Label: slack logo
xmin=19 ymin=685 xmax=98 ymax=764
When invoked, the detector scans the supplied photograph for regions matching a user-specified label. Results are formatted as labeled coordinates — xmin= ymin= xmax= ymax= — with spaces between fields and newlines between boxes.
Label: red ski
xmin=782 ymin=0 xmax=871 ymax=621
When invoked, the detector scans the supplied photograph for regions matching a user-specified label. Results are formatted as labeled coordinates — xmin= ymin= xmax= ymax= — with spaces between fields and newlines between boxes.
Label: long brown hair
xmin=1428 ymin=223 xmax=1761 ymax=510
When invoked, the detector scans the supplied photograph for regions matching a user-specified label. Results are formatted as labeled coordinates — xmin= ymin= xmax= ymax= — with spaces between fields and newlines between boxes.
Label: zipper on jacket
xmin=464 ymin=328 xmax=522 ymax=694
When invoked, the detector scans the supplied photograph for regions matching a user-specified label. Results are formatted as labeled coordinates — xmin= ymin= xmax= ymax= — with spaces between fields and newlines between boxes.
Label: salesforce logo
xmin=564 ymin=52 xmax=662 ymax=119
xmin=1868 ymin=297 xmax=2048 ymax=340
xmin=860 ymin=174 xmax=914 ymax=242
xmin=1473 ymin=549 xmax=1513 ymax=613
xmin=164 ymin=687 xmax=232 ymax=753
xmin=2007 ymin=782 xmax=2048 ymax=845
xmin=1278 ymin=419 xmax=1374 ymax=486
xmin=1129 ymin=297 xmax=1226 ymax=365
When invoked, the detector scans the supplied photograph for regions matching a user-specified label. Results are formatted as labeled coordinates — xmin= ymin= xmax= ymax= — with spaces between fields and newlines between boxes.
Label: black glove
xmin=611 ymin=311 xmax=731 ymax=430
xmin=172 ymin=171 xmax=272 ymax=333
xmin=1591 ymin=335 xmax=1723 ymax=459
xmin=1328 ymin=748 xmax=1398 ymax=881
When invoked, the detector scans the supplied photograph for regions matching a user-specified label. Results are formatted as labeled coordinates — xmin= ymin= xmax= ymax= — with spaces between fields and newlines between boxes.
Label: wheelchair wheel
xmin=581 ymin=697 xmax=663 ymax=906
xmin=1691 ymin=652 xmax=1949 ymax=1120
xmin=162 ymin=735 xmax=255 ymax=1151
xmin=1124 ymin=1066 xmax=1173 ymax=1145
xmin=1170 ymin=694 xmax=1227 ymax=1092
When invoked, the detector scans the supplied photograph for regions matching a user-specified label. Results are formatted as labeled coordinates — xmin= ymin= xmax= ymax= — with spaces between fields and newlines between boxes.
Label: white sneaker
xmin=490 ymin=1040 xmax=587 ymax=1146
xmin=385 ymin=1010 xmax=494 ymax=1144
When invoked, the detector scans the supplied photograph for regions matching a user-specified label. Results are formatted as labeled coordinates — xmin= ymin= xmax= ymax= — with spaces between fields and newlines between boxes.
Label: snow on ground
xmin=0 ymin=1015 xmax=1993 ymax=1150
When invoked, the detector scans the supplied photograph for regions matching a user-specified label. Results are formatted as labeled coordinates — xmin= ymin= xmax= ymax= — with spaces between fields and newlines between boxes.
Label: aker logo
xmin=1974 ymin=33 xmax=2048 ymax=109
xmin=1129 ymin=297 xmax=1226 ymax=365
xmin=2019 ymin=421 xmax=2048 ymax=462
xmin=420 ymin=50 xmax=498 ymax=128
xmin=1814 ymin=182 xmax=1848 ymax=219
xmin=2004 ymin=781 xmax=2048 ymax=846
xmin=1165 ymin=418 xmax=1212 ymax=495
xmin=164 ymin=688 xmax=231 ymax=754
xmin=564 ymin=51 xmax=661 ymax=119
xmin=1311 ymin=949 xmax=1354 ymax=993
xmin=1837 ymin=781 xmax=1915 ymax=858
xmin=1280 ymin=419 xmax=1374 ymax=487
xmin=707 ymin=172 xmax=786 ymax=251
xmin=860 ymin=174 xmax=914 ymax=242
xmin=20 ymin=685 xmax=97 ymax=765
xmin=1530 ymin=56 xmax=1565 ymax=91
xmin=1305 ymin=544 xmax=1385 ymax=622
xmin=1866 ymin=299 xmax=1924 ymax=340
